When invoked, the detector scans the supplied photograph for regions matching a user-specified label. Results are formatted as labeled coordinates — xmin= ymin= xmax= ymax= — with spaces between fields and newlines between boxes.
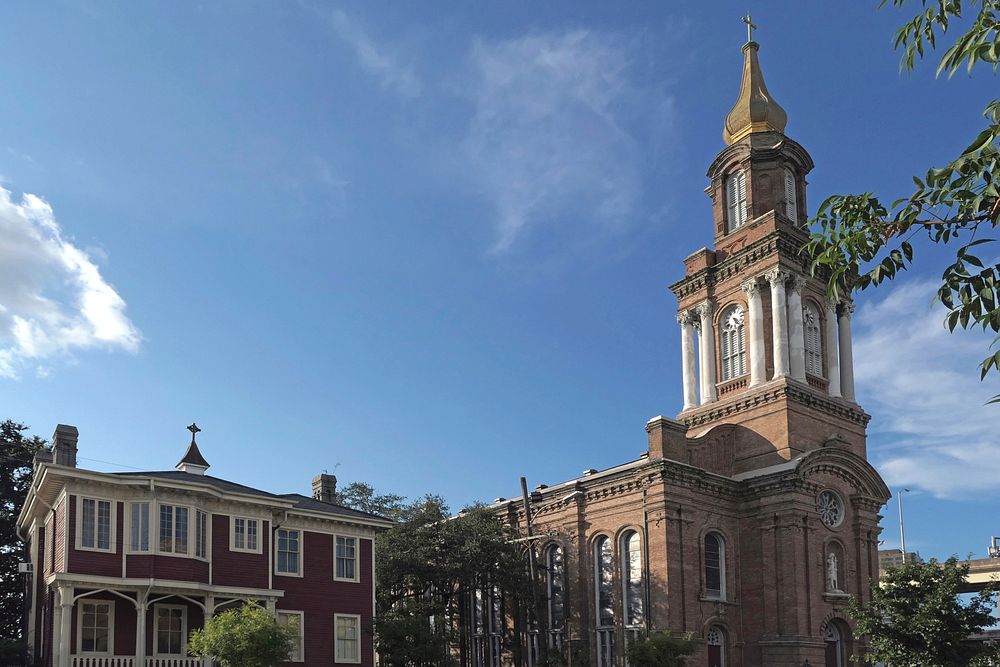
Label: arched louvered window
xmin=726 ymin=171 xmax=748 ymax=231
xmin=621 ymin=531 xmax=644 ymax=628
xmin=803 ymin=303 xmax=823 ymax=376
xmin=707 ymin=626 xmax=727 ymax=667
xmin=545 ymin=544 xmax=565 ymax=651
xmin=594 ymin=537 xmax=615 ymax=667
xmin=784 ymin=167 xmax=798 ymax=221
xmin=720 ymin=306 xmax=747 ymax=381
xmin=704 ymin=533 xmax=725 ymax=599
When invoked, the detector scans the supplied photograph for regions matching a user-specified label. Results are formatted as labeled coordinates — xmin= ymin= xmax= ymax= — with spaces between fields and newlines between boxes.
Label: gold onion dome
xmin=723 ymin=41 xmax=787 ymax=145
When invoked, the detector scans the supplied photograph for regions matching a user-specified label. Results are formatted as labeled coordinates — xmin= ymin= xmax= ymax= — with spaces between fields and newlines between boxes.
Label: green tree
xmin=373 ymin=499 xmax=531 ymax=667
xmin=623 ymin=630 xmax=698 ymax=667
xmin=849 ymin=556 xmax=1000 ymax=666
xmin=187 ymin=602 xmax=298 ymax=667
xmin=338 ymin=480 xmax=447 ymax=524
xmin=805 ymin=0 xmax=1000 ymax=398
xmin=1 ymin=420 xmax=46 ymax=648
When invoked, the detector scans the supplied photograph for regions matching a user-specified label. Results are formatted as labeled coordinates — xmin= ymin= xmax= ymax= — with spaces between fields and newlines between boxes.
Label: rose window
xmin=816 ymin=491 xmax=844 ymax=528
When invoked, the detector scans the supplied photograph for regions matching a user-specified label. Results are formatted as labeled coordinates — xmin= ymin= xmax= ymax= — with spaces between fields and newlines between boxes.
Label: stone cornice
xmin=670 ymin=227 xmax=813 ymax=300
xmin=679 ymin=379 xmax=870 ymax=428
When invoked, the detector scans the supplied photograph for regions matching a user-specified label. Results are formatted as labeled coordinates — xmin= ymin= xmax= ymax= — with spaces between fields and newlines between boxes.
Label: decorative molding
xmin=787 ymin=273 xmax=805 ymax=294
xmin=839 ymin=301 xmax=856 ymax=316
xmin=762 ymin=268 xmax=791 ymax=286
xmin=694 ymin=300 xmax=715 ymax=319
xmin=676 ymin=310 xmax=698 ymax=326
xmin=741 ymin=277 xmax=761 ymax=297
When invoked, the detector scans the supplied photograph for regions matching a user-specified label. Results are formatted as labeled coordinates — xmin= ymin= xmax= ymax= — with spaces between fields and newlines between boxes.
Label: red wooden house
xmin=16 ymin=424 xmax=392 ymax=667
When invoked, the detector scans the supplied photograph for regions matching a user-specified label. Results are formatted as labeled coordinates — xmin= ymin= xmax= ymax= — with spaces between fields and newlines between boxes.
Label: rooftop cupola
xmin=723 ymin=24 xmax=787 ymax=145
xmin=176 ymin=422 xmax=210 ymax=475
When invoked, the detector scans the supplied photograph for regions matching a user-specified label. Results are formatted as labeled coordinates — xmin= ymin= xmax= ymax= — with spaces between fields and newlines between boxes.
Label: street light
xmin=898 ymin=488 xmax=911 ymax=559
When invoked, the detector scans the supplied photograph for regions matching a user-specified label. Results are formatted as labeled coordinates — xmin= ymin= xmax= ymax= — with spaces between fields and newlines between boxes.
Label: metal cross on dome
xmin=742 ymin=12 xmax=758 ymax=43
xmin=187 ymin=422 xmax=201 ymax=444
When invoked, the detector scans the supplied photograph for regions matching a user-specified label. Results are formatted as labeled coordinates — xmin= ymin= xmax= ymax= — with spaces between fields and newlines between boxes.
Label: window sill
xmin=333 ymin=576 xmax=360 ymax=584
xmin=75 ymin=545 xmax=115 ymax=554
xmin=275 ymin=570 xmax=303 ymax=578
xmin=699 ymin=595 xmax=736 ymax=605
xmin=823 ymin=591 xmax=850 ymax=603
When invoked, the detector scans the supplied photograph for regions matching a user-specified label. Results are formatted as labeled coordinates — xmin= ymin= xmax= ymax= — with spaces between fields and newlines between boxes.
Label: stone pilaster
xmin=695 ymin=300 xmax=718 ymax=404
xmin=677 ymin=311 xmax=699 ymax=411
xmin=786 ymin=275 xmax=806 ymax=381
xmin=838 ymin=301 xmax=856 ymax=402
xmin=742 ymin=278 xmax=766 ymax=387
xmin=765 ymin=269 xmax=791 ymax=379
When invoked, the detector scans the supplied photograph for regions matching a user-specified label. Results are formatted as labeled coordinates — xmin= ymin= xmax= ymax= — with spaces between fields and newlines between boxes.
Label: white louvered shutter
xmin=784 ymin=168 xmax=797 ymax=221
xmin=726 ymin=172 xmax=747 ymax=231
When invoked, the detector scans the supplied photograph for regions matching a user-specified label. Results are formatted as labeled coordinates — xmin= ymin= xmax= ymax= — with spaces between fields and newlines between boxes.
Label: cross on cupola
xmin=741 ymin=13 xmax=757 ymax=44
xmin=177 ymin=421 xmax=210 ymax=475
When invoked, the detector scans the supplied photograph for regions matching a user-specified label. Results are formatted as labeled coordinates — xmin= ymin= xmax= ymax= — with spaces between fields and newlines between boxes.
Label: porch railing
xmin=147 ymin=659 xmax=203 ymax=667
xmin=71 ymin=658 xmax=134 ymax=667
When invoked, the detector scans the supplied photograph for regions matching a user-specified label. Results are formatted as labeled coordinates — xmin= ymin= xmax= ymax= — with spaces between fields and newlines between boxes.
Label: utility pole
xmin=520 ymin=477 xmax=549 ymax=665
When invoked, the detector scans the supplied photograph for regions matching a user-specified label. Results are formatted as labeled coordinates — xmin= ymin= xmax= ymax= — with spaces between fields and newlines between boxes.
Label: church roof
xmin=723 ymin=41 xmax=787 ymax=145
xmin=178 ymin=441 xmax=210 ymax=468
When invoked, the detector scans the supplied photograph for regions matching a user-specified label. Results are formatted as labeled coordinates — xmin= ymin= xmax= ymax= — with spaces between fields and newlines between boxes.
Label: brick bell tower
xmin=670 ymin=36 xmax=868 ymax=474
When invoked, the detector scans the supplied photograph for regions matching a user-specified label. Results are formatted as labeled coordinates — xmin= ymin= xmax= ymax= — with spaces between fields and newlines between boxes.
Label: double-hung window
xmin=232 ymin=517 xmax=260 ymax=553
xmin=129 ymin=502 xmax=150 ymax=552
xmin=79 ymin=497 xmax=112 ymax=551
xmin=277 ymin=611 xmax=304 ymax=662
xmin=78 ymin=600 xmax=113 ymax=654
xmin=159 ymin=504 xmax=189 ymax=555
xmin=195 ymin=510 xmax=208 ymax=559
xmin=154 ymin=605 xmax=186 ymax=656
xmin=335 ymin=614 xmax=361 ymax=663
xmin=276 ymin=528 xmax=301 ymax=575
xmin=335 ymin=536 xmax=357 ymax=581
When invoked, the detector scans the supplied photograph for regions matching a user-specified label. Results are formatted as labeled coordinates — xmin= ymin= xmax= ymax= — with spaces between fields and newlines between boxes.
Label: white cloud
xmin=854 ymin=278 xmax=1000 ymax=498
xmin=461 ymin=29 xmax=674 ymax=253
xmin=326 ymin=10 xmax=422 ymax=98
xmin=0 ymin=187 xmax=140 ymax=379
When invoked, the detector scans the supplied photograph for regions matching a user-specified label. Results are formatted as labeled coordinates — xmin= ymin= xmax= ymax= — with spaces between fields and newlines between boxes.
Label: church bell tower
xmin=670 ymin=35 xmax=868 ymax=473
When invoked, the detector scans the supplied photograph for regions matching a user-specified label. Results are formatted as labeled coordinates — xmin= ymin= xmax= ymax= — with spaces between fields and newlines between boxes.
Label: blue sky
xmin=1 ymin=1 xmax=997 ymax=561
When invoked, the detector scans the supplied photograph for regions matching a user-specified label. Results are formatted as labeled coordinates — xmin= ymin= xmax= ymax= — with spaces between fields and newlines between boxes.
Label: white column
xmin=265 ymin=598 xmax=276 ymax=614
xmin=825 ymin=299 xmax=842 ymax=398
xmin=677 ymin=311 xmax=698 ymax=411
xmin=742 ymin=278 xmax=766 ymax=387
xmin=136 ymin=596 xmax=147 ymax=666
xmin=204 ymin=596 xmax=215 ymax=667
xmin=57 ymin=585 xmax=72 ymax=667
xmin=765 ymin=269 xmax=791 ymax=379
xmin=51 ymin=595 xmax=63 ymax=667
xmin=838 ymin=301 xmax=856 ymax=402
xmin=696 ymin=300 xmax=718 ymax=404
xmin=786 ymin=276 xmax=806 ymax=382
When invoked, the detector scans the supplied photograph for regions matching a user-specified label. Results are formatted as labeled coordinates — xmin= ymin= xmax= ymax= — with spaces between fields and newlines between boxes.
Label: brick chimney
xmin=52 ymin=424 xmax=79 ymax=468
xmin=311 ymin=473 xmax=337 ymax=504
xmin=645 ymin=416 xmax=687 ymax=461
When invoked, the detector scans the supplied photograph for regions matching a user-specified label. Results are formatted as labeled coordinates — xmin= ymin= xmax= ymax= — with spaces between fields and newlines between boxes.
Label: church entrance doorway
xmin=824 ymin=622 xmax=845 ymax=667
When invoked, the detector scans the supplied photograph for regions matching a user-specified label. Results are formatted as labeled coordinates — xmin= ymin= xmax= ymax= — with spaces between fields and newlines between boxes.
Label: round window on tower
xmin=817 ymin=490 xmax=844 ymax=528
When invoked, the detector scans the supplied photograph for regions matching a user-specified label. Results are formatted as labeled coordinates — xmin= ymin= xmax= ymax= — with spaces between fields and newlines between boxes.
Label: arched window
xmin=726 ymin=171 xmax=748 ymax=231
xmin=720 ymin=306 xmax=747 ymax=381
xmin=784 ymin=168 xmax=797 ymax=221
xmin=803 ymin=303 xmax=823 ymax=376
xmin=704 ymin=533 xmax=726 ymax=599
xmin=621 ymin=531 xmax=644 ymax=628
xmin=707 ymin=625 xmax=727 ymax=667
xmin=545 ymin=544 xmax=565 ymax=651
xmin=594 ymin=536 xmax=615 ymax=667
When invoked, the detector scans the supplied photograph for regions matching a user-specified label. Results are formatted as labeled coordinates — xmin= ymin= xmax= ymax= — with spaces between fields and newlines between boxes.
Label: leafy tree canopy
xmin=849 ymin=556 xmax=1000 ymax=666
xmin=187 ymin=602 xmax=298 ymax=667
xmin=806 ymin=0 xmax=1000 ymax=400
xmin=1 ymin=420 xmax=46 ymax=645
xmin=623 ymin=630 xmax=698 ymax=667
xmin=337 ymin=480 xmax=447 ymax=524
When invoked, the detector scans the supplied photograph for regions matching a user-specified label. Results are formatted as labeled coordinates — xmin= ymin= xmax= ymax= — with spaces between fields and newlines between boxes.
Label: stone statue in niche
xmin=827 ymin=551 xmax=840 ymax=592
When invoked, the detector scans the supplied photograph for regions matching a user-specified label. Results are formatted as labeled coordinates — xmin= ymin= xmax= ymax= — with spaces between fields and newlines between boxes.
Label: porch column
xmin=204 ymin=596 xmax=215 ymax=667
xmin=838 ymin=301 xmax=856 ymax=401
xmin=265 ymin=598 xmax=276 ymax=614
xmin=765 ymin=269 xmax=791 ymax=379
xmin=786 ymin=275 xmax=806 ymax=382
xmin=742 ymin=278 xmax=766 ymax=387
xmin=695 ymin=300 xmax=718 ymax=405
xmin=825 ymin=299 xmax=842 ymax=398
xmin=136 ymin=595 xmax=147 ymax=667
xmin=677 ymin=311 xmax=698 ymax=411
xmin=57 ymin=585 xmax=72 ymax=667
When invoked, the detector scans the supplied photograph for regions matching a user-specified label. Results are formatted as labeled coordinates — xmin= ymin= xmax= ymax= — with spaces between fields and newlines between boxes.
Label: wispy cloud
xmin=0 ymin=187 xmax=140 ymax=379
xmin=460 ymin=29 xmax=675 ymax=253
xmin=855 ymin=278 xmax=1000 ymax=498
xmin=326 ymin=9 xmax=421 ymax=98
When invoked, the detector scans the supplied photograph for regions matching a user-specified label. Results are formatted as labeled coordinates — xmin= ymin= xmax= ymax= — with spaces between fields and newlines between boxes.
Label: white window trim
xmin=275 ymin=528 xmax=303 ymax=578
xmin=77 ymin=599 xmax=115 ymax=655
xmin=75 ymin=495 xmax=116 ymax=553
xmin=276 ymin=610 xmax=305 ymax=662
xmin=153 ymin=603 xmax=188 ymax=657
xmin=125 ymin=501 xmax=151 ymax=554
xmin=334 ymin=534 xmax=360 ymax=583
xmin=334 ymin=613 xmax=362 ymax=664
xmin=195 ymin=509 xmax=211 ymax=560
xmin=704 ymin=533 xmax=727 ymax=601
xmin=230 ymin=516 xmax=263 ymax=554
xmin=620 ymin=531 xmax=644 ymax=629
xmin=156 ymin=503 xmax=194 ymax=558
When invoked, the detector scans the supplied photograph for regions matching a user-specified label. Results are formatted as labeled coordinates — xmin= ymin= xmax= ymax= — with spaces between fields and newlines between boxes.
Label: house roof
xmin=177 ymin=441 xmax=210 ymax=468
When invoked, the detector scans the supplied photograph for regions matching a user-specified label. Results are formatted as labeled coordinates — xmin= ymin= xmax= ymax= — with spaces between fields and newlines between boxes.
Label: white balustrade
xmin=146 ymin=659 xmax=203 ymax=667
xmin=71 ymin=657 xmax=135 ymax=667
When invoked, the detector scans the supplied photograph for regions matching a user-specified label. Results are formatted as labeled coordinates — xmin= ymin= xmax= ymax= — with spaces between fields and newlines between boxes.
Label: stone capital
xmin=762 ymin=267 xmax=791 ymax=287
xmin=839 ymin=300 xmax=856 ymax=317
xmin=741 ymin=277 xmax=761 ymax=297
xmin=676 ymin=310 xmax=697 ymax=326
xmin=825 ymin=296 xmax=840 ymax=313
xmin=786 ymin=273 xmax=805 ymax=294
xmin=694 ymin=299 xmax=715 ymax=320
